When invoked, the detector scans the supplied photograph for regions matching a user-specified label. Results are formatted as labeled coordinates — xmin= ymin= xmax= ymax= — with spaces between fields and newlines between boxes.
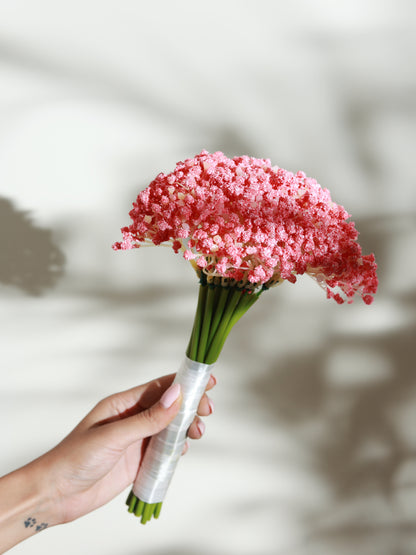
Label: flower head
xmin=113 ymin=150 xmax=378 ymax=304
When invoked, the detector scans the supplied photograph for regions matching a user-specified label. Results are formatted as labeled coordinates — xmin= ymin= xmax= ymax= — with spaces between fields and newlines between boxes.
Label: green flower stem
xmin=207 ymin=284 xmax=229 ymax=348
xmin=208 ymin=292 xmax=259 ymax=361
xmin=154 ymin=502 xmax=162 ymax=519
xmin=126 ymin=280 xmax=263 ymax=523
xmin=187 ymin=283 xmax=207 ymax=360
xmin=134 ymin=499 xmax=144 ymax=517
xmin=196 ymin=284 xmax=216 ymax=362
xmin=204 ymin=287 xmax=244 ymax=364
xmin=126 ymin=490 xmax=134 ymax=508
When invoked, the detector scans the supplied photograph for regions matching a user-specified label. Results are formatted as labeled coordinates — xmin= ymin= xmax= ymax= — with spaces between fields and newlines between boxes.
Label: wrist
xmin=0 ymin=458 xmax=55 ymax=553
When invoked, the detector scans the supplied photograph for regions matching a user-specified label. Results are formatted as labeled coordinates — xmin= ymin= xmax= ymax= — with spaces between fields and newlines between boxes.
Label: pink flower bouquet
xmin=113 ymin=150 xmax=378 ymax=523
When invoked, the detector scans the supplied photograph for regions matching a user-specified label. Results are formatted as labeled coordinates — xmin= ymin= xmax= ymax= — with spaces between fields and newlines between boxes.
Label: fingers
xmin=81 ymin=374 xmax=216 ymax=430
xmin=196 ymin=393 xmax=214 ymax=417
xmin=205 ymin=374 xmax=217 ymax=392
xmin=104 ymin=383 xmax=183 ymax=450
xmin=188 ymin=417 xmax=205 ymax=440
xmin=187 ymin=392 xmax=214 ymax=441
xmin=76 ymin=373 xmax=216 ymax=452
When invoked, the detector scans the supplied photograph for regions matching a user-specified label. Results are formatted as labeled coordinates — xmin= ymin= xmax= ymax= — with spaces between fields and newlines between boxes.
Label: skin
xmin=0 ymin=373 xmax=215 ymax=553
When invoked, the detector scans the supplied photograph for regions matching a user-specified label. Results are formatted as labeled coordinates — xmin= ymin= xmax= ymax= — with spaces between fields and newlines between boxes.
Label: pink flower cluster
xmin=113 ymin=150 xmax=378 ymax=304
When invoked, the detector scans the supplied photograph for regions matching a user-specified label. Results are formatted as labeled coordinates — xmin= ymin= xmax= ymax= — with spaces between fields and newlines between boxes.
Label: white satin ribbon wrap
xmin=132 ymin=357 xmax=214 ymax=504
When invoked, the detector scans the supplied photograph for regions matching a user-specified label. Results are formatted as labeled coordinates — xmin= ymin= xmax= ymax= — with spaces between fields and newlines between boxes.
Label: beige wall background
xmin=1 ymin=1 xmax=415 ymax=554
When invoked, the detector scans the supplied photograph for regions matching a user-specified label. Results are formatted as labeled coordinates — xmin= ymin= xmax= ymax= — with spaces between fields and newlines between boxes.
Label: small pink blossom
xmin=113 ymin=151 xmax=378 ymax=304
xmin=183 ymin=249 xmax=196 ymax=261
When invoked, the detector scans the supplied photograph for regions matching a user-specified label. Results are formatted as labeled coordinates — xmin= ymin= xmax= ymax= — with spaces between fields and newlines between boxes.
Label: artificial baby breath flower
xmin=113 ymin=151 xmax=378 ymax=304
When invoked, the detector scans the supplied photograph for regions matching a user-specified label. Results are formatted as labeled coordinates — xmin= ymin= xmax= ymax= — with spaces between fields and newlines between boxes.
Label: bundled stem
xmin=126 ymin=277 xmax=262 ymax=523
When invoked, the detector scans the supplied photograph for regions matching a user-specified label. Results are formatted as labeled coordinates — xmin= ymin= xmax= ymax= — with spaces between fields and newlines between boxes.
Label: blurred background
xmin=0 ymin=1 xmax=415 ymax=554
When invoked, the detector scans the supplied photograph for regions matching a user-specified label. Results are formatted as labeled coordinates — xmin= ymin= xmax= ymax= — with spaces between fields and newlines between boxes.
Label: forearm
xmin=0 ymin=459 xmax=54 ymax=554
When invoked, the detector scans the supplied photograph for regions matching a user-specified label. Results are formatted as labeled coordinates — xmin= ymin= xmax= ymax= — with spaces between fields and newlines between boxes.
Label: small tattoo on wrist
xmin=24 ymin=517 xmax=36 ymax=528
xmin=24 ymin=517 xmax=48 ymax=532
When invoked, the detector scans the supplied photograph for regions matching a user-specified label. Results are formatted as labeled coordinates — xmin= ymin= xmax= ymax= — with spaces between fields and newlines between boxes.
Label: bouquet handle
xmin=132 ymin=357 xmax=214 ymax=506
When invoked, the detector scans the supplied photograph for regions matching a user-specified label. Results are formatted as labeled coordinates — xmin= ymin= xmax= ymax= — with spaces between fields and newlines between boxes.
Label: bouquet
xmin=113 ymin=150 xmax=378 ymax=523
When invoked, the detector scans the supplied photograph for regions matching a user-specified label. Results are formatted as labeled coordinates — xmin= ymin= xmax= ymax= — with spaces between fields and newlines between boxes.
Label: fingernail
xmin=210 ymin=374 xmax=217 ymax=386
xmin=197 ymin=420 xmax=205 ymax=436
xmin=160 ymin=383 xmax=181 ymax=408
xmin=208 ymin=399 xmax=214 ymax=414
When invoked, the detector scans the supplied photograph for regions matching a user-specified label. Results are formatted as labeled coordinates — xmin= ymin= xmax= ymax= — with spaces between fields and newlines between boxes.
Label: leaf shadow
xmin=0 ymin=197 xmax=65 ymax=295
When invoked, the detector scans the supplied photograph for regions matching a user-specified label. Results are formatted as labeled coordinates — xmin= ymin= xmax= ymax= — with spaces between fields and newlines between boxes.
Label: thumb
xmin=110 ymin=383 xmax=182 ymax=449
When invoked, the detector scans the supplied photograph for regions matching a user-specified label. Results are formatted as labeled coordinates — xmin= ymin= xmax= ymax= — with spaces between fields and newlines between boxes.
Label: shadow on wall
xmin=0 ymin=197 xmax=65 ymax=295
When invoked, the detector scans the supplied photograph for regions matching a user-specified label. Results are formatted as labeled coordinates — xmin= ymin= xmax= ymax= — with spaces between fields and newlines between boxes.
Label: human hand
xmin=33 ymin=373 xmax=215 ymax=526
